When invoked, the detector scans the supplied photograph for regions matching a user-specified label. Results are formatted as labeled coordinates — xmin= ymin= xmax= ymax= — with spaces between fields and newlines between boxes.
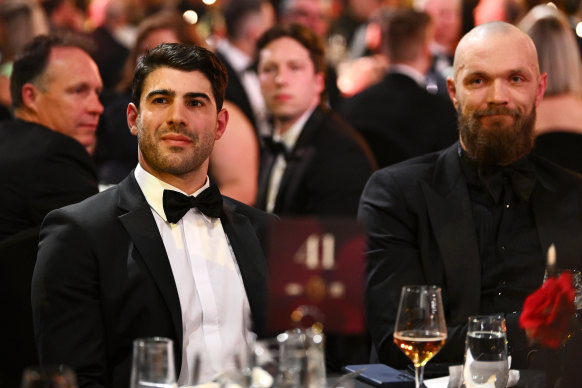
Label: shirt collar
xmin=216 ymin=39 xmax=252 ymax=74
xmin=389 ymin=64 xmax=426 ymax=87
xmin=134 ymin=164 xmax=211 ymax=223
xmin=273 ymin=106 xmax=315 ymax=151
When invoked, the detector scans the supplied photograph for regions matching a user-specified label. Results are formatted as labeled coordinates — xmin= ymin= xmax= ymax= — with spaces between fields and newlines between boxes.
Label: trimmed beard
xmin=136 ymin=116 xmax=214 ymax=177
xmin=459 ymin=105 xmax=536 ymax=165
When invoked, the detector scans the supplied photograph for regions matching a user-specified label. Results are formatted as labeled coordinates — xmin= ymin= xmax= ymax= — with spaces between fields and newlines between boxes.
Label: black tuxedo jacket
xmin=358 ymin=143 xmax=582 ymax=368
xmin=256 ymin=106 xmax=376 ymax=217
xmin=339 ymin=72 xmax=458 ymax=169
xmin=0 ymin=119 xmax=98 ymax=242
xmin=32 ymin=172 xmax=276 ymax=388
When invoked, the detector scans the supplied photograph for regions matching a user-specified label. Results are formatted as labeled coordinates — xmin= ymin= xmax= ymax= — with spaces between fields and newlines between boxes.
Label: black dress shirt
xmin=459 ymin=149 xmax=546 ymax=315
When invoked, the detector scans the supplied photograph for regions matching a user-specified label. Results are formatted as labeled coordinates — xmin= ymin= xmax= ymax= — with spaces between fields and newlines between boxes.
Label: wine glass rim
xmin=402 ymin=284 xmax=442 ymax=292
xmin=133 ymin=336 xmax=173 ymax=345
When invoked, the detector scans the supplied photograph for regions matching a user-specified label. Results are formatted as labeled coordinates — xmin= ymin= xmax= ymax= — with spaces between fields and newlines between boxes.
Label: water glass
xmin=129 ymin=337 xmax=177 ymax=388
xmin=20 ymin=365 xmax=77 ymax=388
xmin=277 ymin=328 xmax=326 ymax=388
xmin=463 ymin=314 xmax=509 ymax=388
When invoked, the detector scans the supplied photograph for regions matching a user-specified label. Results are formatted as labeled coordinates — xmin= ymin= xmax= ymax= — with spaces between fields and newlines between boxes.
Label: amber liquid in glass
xmin=394 ymin=330 xmax=446 ymax=367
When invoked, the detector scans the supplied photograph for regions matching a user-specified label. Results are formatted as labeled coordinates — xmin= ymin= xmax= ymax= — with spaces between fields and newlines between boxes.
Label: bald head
xmin=453 ymin=21 xmax=540 ymax=81
xmin=446 ymin=21 xmax=547 ymax=166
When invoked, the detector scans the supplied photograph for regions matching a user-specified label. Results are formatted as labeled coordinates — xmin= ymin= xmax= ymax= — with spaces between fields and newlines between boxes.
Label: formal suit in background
xmin=256 ymin=106 xmax=376 ymax=217
xmin=0 ymin=119 xmax=98 ymax=242
xmin=216 ymin=50 xmax=258 ymax=132
xmin=339 ymin=71 xmax=458 ymax=169
xmin=32 ymin=172 xmax=274 ymax=388
xmin=359 ymin=143 xmax=582 ymax=370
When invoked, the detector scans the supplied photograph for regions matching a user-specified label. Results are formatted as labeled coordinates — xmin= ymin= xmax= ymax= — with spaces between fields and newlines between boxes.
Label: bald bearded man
xmin=359 ymin=21 xmax=582 ymax=372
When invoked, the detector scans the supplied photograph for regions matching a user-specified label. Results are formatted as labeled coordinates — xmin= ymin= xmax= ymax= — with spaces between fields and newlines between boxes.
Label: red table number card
xmin=266 ymin=217 xmax=366 ymax=334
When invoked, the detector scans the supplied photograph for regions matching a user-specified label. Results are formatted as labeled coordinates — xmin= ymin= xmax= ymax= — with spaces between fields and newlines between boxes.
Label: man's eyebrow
xmin=184 ymin=92 xmax=211 ymax=101
xmin=146 ymin=89 xmax=175 ymax=99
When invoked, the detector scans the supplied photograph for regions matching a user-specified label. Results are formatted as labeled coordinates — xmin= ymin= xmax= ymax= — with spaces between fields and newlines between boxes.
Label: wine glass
xmin=129 ymin=337 xmax=177 ymax=388
xmin=394 ymin=285 xmax=447 ymax=388
xmin=20 ymin=365 xmax=77 ymax=388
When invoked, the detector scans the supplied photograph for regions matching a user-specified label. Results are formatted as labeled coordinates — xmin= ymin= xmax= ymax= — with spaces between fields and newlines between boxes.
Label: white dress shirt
xmin=265 ymin=107 xmax=315 ymax=213
xmin=134 ymin=165 xmax=253 ymax=385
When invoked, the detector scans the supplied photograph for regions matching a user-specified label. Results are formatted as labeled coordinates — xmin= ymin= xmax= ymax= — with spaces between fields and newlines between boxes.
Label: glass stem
xmin=415 ymin=365 xmax=424 ymax=388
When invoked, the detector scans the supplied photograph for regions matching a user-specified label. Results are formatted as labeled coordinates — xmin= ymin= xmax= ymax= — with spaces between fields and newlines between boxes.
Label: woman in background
xmin=519 ymin=4 xmax=582 ymax=174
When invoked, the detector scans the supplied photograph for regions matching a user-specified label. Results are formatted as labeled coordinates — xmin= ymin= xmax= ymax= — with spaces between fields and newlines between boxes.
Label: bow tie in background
xmin=477 ymin=159 xmax=537 ymax=203
xmin=163 ymin=185 xmax=223 ymax=223
xmin=263 ymin=137 xmax=291 ymax=161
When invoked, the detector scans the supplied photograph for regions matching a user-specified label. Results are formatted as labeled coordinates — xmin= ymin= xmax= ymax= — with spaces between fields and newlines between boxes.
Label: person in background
xmin=359 ymin=22 xmax=582 ymax=381
xmin=0 ymin=0 xmax=49 ymax=119
xmin=519 ymin=4 xmax=582 ymax=174
xmin=0 ymin=33 xmax=101 ymax=243
xmin=414 ymin=0 xmax=462 ymax=79
xmin=32 ymin=42 xmax=275 ymax=388
xmin=278 ymin=0 xmax=342 ymax=107
xmin=216 ymin=0 xmax=274 ymax=137
xmin=339 ymin=8 xmax=457 ymax=169
xmin=0 ymin=34 xmax=101 ymax=385
xmin=255 ymin=24 xmax=375 ymax=370
xmin=255 ymin=23 xmax=375 ymax=218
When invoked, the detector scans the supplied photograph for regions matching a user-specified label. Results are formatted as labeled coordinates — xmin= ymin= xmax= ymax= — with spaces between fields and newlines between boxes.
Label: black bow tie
xmin=163 ymin=185 xmax=223 ymax=223
xmin=263 ymin=137 xmax=291 ymax=161
xmin=477 ymin=159 xmax=537 ymax=203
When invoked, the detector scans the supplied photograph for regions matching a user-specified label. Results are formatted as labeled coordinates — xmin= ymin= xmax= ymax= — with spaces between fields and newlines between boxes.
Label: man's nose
xmin=90 ymin=92 xmax=104 ymax=115
xmin=487 ymin=79 xmax=509 ymax=105
xmin=167 ymin=102 xmax=187 ymax=126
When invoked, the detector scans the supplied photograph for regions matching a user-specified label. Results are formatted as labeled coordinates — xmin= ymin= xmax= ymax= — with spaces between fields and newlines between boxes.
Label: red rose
xmin=519 ymin=272 xmax=576 ymax=348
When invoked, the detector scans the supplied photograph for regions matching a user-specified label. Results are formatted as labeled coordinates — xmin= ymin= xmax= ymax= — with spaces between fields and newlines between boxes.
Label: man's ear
xmin=446 ymin=77 xmax=459 ymax=109
xmin=127 ymin=103 xmax=139 ymax=136
xmin=21 ymin=83 xmax=39 ymax=112
xmin=215 ymin=108 xmax=229 ymax=140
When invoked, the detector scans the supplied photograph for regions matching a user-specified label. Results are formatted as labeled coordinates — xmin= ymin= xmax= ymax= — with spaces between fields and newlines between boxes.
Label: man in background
xmin=0 ymin=33 xmax=101 ymax=243
xmin=339 ymin=9 xmax=457 ymax=169
xmin=0 ymin=33 xmax=101 ymax=387
xmin=255 ymin=23 xmax=375 ymax=218
xmin=216 ymin=0 xmax=274 ymax=136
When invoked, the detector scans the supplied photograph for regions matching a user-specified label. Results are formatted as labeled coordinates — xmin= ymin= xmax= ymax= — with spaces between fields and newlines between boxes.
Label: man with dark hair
xmin=32 ymin=43 xmax=275 ymax=388
xmin=216 ymin=0 xmax=274 ymax=136
xmin=255 ymin=23 xmax=376 ymax=218
xmin=360 ymin=21 xmax=582 ymax=376
xmin=0 ymin=33 xmax=101 ymax=242
xmin=339 ymin=8 xmax=458 ymax=169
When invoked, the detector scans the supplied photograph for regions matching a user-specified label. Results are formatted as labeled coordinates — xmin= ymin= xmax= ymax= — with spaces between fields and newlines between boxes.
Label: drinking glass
xmin=20 ymin=365 xmax=77 ymax=388
xmin=277 ymin=328 xmax=326 ymax=388
xmin=129 ymin=337 xmax=177 ymax=388
xmin=463 ymin=314 xmax=508 ymax=388
xmin=394 ymin=285 xmax=447 ymax=388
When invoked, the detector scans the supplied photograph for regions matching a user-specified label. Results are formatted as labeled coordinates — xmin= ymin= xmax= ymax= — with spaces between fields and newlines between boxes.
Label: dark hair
xmin=116 ymin=10 xmax=201 ymax=93
xmin=10 ymin=32 xmax=94 ymax=109
xmin=131 ymin=43 xmax=228 ymax=111
xmin=383 ymin=9 xmax=431 ymax=63
xmin=256 ymin=23 xmax=327 ymax=102
xmin=221 ymin=0 xmax=263 ymax=39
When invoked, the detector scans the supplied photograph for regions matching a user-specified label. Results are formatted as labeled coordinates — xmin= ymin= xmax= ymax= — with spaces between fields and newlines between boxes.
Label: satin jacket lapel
xmin=420 ymin=144 xmax=481 ymax=321
xmin=220 ymin=201 xmax=269 ymax=335
xmin=275 ymin=107 xmax=326 ymax=213
xmin=531 ymin=162 xmax=582 ymax=269
xmin=116 ymin=174 xmax=183 ymax=350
